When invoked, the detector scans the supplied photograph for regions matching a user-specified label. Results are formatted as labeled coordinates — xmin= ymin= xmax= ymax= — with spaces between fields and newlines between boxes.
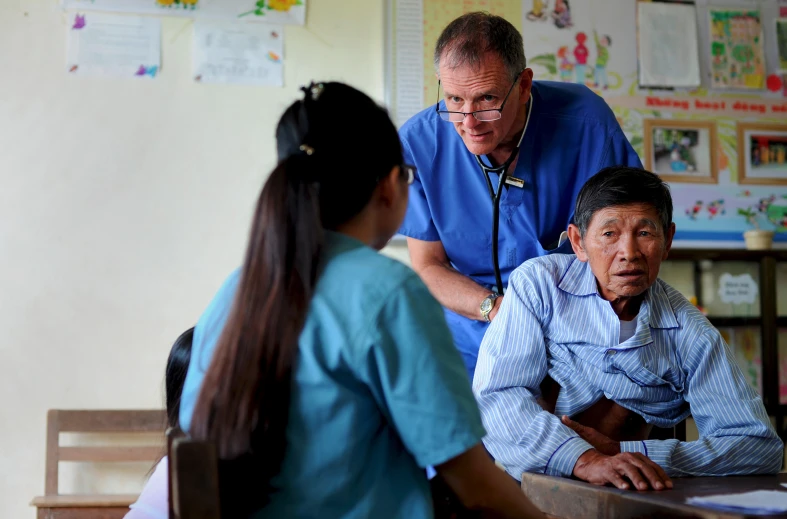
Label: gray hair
xmin=433 ymin=12 xmax=526 ymax=80
xmin=574 ymin=166 xmax=673 ymax=238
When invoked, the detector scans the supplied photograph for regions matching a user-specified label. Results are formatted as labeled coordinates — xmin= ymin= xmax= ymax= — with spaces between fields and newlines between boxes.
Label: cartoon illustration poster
xmin=708 ymin=9 xmax=765 ymax=90
xmin=61 ymin=0 xmax=306 ymax=25
xmin=777 ymin=18 xmax=787 ymax=72
xmin=521 ymin=0 xmax=637 ymax=96
xmin=720 ymin=328 xmax=762 ymax=395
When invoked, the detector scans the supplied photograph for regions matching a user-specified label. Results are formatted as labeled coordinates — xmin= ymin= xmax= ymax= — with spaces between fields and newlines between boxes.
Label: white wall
xmin=0 ymin=0 xmax=405 ymax=516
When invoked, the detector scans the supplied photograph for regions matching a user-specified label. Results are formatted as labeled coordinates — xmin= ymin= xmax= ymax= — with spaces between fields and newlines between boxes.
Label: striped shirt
xmin=473 ymin=254 xmax=783 ymax=480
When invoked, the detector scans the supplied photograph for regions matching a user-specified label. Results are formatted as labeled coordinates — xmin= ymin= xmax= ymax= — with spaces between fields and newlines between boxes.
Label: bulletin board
xmin=384 ymin=0 xmax=787 ymax=246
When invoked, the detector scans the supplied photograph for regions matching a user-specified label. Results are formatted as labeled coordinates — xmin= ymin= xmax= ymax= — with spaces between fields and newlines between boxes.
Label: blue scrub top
xmin=398 ymin=81 xmax=642 ymax=381
xmin=179 ymin=232 xmax=485 ymax=519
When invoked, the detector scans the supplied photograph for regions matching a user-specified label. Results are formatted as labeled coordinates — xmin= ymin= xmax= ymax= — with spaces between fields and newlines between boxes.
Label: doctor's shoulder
xmin=533 ymin=81 xmax=618 ymax=123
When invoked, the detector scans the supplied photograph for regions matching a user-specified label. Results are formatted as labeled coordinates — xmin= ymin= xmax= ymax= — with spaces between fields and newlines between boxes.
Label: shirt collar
xmin=324 ymin=230 xmax=368 ymax=258
xmin=558 ymin=256 xmax=679 ymax=330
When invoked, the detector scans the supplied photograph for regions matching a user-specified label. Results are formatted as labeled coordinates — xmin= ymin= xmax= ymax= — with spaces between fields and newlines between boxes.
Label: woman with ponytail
xmin=177 ymin=82 xmax=544 ymax=519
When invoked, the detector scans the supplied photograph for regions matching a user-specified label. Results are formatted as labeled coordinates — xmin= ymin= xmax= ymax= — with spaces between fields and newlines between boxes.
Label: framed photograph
xmin=737 ymin=123 xmax=787 ymax=185
xmin=643 ymin=119 xmax=718 ymax=184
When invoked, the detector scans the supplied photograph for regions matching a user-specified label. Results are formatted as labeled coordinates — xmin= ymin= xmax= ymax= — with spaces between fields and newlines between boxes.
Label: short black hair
xmin=434 ymin=12 xmax=526 ymax=81
xmin=574 ymin=166 xmax=672 ymax=237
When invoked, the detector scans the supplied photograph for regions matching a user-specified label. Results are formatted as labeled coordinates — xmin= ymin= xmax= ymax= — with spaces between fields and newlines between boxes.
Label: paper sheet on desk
xmin=686 ymin=490 xmax=787 ymax=514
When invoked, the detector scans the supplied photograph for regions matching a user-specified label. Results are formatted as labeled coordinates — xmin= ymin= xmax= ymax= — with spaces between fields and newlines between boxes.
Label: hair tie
xmin=300 ymin=82 xmax=324 ymax=101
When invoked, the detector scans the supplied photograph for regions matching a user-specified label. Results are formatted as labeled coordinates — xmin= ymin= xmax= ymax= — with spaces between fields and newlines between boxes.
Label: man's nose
xmin=462 ymin=111 xmax=482 ymax=129
xmin=618 ymin=234 xmax=641 ymax=260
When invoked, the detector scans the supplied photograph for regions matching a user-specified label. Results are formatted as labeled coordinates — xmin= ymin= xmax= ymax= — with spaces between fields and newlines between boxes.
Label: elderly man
xmin=398 ymin=12 xmax=641 ymax=381
xmin=473 ymin=166 xmax=783 ymax=490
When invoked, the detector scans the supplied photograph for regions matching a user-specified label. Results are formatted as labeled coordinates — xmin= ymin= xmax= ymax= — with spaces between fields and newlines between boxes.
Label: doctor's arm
xmin=408 ymin=238 xmax=503 ymax=321
xmin=619 ymin=330 xmax=783 ymax=477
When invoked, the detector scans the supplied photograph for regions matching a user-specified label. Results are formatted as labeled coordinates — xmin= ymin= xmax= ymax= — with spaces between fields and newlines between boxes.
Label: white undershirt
xmin=619 ymin=319 xmax=638 ymax=343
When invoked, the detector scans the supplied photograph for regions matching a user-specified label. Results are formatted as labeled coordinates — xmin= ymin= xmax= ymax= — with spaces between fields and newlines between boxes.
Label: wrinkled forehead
xmin=587 ymin=203 xmax=663 ymax=228
xmin=438 ymin=49 xmax=510 ymax=80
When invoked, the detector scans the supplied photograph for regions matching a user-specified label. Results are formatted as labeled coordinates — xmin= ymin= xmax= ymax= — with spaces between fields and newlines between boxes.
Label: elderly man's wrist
xmin=546 ymin=437 xmax=594 ymax=477
xmin=620 ymin=440 xmax=647 ymax=457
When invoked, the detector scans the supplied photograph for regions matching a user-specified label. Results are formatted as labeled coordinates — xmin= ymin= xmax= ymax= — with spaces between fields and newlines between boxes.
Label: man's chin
xmin=462 ymin=134 xmax=496 ymax=155
xmin=613 ymin=284 xmax=649 ymax=298
xmin=462 ymin=139 xmax=496 ymax=157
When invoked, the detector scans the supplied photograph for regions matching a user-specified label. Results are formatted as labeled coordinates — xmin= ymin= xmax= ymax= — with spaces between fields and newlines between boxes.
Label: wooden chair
xmin=166 ymin=428 xmax=221 ymax=519
xmin=30 ymin=409 xmax=167 ymax=519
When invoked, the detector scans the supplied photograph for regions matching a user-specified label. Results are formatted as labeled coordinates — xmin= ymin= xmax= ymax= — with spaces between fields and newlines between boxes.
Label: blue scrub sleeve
xmin=599 ymin=127 xmax=643 ymax=171
xmin=361 ymin=274 xmax=486 ymax=468
xmin=398 ymin=138 xmax=440 ymax=241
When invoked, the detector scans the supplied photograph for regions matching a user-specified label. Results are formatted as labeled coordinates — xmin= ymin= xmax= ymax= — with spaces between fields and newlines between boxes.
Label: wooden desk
xmin=521 ymin=472 xmax=787 ymax=519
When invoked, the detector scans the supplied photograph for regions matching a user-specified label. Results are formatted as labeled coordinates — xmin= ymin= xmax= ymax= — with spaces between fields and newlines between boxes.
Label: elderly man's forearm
xmin=623 ymin=436 xmax=784 ymax=476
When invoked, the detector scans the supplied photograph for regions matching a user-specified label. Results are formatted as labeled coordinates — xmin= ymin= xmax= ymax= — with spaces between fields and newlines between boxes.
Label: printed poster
xmin=193 ymin=21 xmax=284 ymax=86
xmin=636 ymin=2 xmax=701 ymax=88
xmin=62 ymin=0 xmax=306 ymax=25
xmin=66 ymin=12 xmax=161 ymax=78
xmin=777 ymin=18 xmax=787 ymax=72
xmin=708 ymin=9 xmax=765 ymax=90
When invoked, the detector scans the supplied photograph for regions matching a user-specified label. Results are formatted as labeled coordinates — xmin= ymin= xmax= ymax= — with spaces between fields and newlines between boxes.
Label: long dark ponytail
xmin=189 ymin=82 xmax=403 ymax=510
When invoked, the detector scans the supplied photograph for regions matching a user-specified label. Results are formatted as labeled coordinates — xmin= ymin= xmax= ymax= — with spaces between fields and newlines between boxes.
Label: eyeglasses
xmin=435 ymin=72 xmax=523 ymax=123
xmin=401 ymin=164 xmax=416 ymax=185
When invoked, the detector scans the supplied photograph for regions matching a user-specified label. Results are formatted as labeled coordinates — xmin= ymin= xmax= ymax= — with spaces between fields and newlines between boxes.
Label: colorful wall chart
xmin=708 ymin=9 xmax=765 ymax=90
xmin=61 ymin=0 xmax=306 ymax=25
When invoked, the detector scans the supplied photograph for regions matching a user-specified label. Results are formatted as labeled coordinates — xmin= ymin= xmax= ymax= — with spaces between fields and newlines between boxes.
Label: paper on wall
xmin=193 ymin=20 xmax=284 ymax=86
xmin=66 ymin=12 xmax=161 ymax=78
xmin=62 ymin=0 xmax=306 ymax=26
xmin=637 ymin=2 xmax=701 ymax=88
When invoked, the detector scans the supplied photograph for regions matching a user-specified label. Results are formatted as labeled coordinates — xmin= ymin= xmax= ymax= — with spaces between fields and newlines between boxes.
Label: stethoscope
xmin=474 ymin=95 xmax=533 ymax=296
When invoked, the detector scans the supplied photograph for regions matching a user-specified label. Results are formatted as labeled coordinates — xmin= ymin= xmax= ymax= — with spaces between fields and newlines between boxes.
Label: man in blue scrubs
xmin=399 ymin=12 xmax=642 ymax=381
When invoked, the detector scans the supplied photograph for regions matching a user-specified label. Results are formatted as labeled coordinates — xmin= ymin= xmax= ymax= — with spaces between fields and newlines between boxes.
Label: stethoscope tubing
xmin=474 ymin=96 xmax=533 ymax=296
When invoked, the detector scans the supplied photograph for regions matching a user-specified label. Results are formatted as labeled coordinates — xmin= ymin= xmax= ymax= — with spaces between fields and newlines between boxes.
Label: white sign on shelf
xmin=718 ymin=273 xmax=759 ymax=305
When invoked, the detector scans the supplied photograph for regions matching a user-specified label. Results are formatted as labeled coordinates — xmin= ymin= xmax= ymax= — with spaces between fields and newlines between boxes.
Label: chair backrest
xmin=45 ymin=409 xmax=167 ymax=495
xmin=168 ymin=433 xmax=221 ymax=519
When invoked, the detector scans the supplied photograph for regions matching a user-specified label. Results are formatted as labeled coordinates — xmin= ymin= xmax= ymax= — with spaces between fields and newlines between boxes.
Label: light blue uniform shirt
xmin=398 ymin=81 xmax=643 ymax=381
xmin=179 ymin=232 xmax=486 ymax=519
xmin=474 ymin=254 xmax=783 ymax=480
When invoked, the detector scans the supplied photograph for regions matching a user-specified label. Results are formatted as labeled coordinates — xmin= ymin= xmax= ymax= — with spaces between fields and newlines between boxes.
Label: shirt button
xmin=607 ymin=350 xmax=617 ymax=356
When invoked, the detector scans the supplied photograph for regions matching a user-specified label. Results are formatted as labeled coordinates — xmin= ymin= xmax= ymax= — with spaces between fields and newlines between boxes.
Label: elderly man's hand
xmin=561 ymin=415 xmax=620 ymax=456
xmin=572 ymin=450 xmax=672 ymax=491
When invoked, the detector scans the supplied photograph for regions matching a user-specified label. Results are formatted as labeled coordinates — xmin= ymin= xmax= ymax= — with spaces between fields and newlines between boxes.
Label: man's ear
xmin=376 ymin=166 xmax=402 ymax=209
xmin=663 ymin=222 xmax=676 ymax=260
xmin=567 ymin=224 xmax=588 ymax=262
xmin=519 ymin=68 xmax=534 ymax=100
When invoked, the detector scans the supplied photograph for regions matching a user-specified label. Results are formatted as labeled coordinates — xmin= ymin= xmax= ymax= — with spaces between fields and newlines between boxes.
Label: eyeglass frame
xmin=435 ymin=71 xmax=524 ymax=123
xmin=400 ymin=164 xmax=416 ymax=185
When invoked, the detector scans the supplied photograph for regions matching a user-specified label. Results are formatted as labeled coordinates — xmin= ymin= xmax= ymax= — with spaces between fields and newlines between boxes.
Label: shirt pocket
xmin=627 ymin=365 xmax=684 ymax=394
